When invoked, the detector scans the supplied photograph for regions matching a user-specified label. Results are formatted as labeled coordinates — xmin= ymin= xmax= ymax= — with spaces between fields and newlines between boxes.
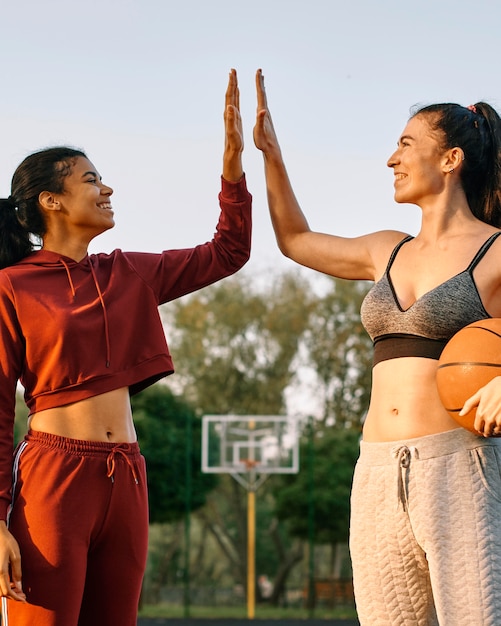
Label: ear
xmin=38 ymin=191 xmax=61 ymax=212
xmin=443 ymin=147 xmax=465 ymax=174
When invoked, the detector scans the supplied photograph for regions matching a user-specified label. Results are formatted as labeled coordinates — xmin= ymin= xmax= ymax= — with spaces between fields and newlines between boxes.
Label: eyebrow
xmin=398 ymin=134 xmax=414 ymax=145
xmin=82 ymin=170 xmax=102 ymax=180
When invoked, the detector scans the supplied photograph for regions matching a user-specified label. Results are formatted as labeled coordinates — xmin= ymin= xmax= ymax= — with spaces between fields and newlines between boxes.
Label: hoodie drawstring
xmin=89 ymin=261 xmax=111 ymax=368
xmin=59 ymin=258 xmax=76 ymax=298
xmin=59 ymin=257 xmax=111 ymax=368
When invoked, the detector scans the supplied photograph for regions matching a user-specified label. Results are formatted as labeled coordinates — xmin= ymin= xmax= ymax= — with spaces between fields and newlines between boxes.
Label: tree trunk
xmin=268 ymin=519 xmax=304 ymax=606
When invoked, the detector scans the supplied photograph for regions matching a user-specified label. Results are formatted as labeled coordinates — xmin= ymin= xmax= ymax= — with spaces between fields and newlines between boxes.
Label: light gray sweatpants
xmin=350 ymin=428 xmax=501 ymax=626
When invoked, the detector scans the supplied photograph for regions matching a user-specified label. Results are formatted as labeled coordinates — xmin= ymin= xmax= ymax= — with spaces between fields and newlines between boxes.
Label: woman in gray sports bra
xmin=254 ymin=69 xmax=501 ymax=626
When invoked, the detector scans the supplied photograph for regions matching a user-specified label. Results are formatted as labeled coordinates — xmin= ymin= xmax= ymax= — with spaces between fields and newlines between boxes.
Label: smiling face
xmin=51 ymin=156 xmax=115 ymax=239
xmin=387 ymin=114 xmax=448 ymax=206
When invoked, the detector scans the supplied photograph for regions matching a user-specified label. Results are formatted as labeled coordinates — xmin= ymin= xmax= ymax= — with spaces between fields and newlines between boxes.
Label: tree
xmin=273 ymin=427 xmax=360 ymax=545
xmin=157 ymin=270 xmax=372 ymax=602
xmin=162 ymin=271 xmax=314 ymax=597
xmin=305 ymin=278 xmax=372 ymax=428
xmin=132 ymin=384 xmax=217 ymax=524
xmin=163 ymin=270 xmax=314 ymax=415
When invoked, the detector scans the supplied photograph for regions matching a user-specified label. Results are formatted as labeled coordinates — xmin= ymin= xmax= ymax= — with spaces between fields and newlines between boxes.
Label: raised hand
xmin=253 ymin=69 xmax=281 ymax=157
xmin=222 ymin=68 xmax=244 ymax=181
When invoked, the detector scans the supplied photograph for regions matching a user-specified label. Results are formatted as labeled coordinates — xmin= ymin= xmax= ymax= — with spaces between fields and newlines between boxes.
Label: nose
xmin=387 ymin=149 xmax=398 ymax=169
xmin=100 ymin=182 xmax=113 ymax=196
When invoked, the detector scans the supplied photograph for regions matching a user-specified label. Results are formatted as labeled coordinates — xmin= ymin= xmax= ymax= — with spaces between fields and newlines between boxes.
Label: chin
xmin=95 ymin=223 xmax=115 ymax=238
xmin=393 ymin=191 xmax=413 ymax=205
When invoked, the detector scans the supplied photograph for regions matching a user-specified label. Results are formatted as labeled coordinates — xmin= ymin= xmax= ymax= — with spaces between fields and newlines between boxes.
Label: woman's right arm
xmin=0 ymin=281 xmax=25 ymax=602
xmin=253 ymin=69 xmax=403 ymax=280
xmin=0 ymin=521 xmax=24 ymax=601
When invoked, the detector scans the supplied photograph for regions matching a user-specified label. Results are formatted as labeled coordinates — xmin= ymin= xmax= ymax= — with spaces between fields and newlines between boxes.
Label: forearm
xmin=262 ymin=150 xmax=310 ymax=257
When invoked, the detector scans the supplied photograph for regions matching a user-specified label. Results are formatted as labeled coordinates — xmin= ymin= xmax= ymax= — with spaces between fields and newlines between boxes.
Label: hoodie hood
xmin=15 ymin=248 xmax=91 ymax=268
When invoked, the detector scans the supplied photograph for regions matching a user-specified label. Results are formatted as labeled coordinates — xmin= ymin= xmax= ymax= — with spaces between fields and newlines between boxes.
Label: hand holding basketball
xmin=436 ymin=318 xmax=501 ymax=436
xmin=459 ymin=376 xmax=501 ymax=436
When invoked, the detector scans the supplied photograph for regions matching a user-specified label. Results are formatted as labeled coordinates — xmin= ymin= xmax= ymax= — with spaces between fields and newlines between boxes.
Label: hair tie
xmin=467 ymin=104 xmax=477 ymax=114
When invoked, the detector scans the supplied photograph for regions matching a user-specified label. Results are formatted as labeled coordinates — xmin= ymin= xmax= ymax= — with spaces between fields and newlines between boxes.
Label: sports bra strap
xmin=385 ymin=232 xmax=501 ymax=275
xmin=466 ymin=231 xmax=501 ymax=272
xmin=385 ymin=235 xmax=414 ymax=273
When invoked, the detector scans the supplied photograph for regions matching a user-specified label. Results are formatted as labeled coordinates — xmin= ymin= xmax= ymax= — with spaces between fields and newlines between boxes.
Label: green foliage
xmin=273 ymin=427 xmax=361 ymax=544
xmin=139 ymin=602 xmax=358 ymax=620
xmin=14 ymin=392 xmax=29 ymax=445
xmin=197 ymin=473 xmax=299 ymax=587
xmin=304 ymin=278 xmax=372 ymax=428
xmin=132 ymin=384 xmax=217 ymax=524
xmin=163 ymin=270 xmax=315 ymax=415
xmin=151 ymin=269 xmax=372 ymax=594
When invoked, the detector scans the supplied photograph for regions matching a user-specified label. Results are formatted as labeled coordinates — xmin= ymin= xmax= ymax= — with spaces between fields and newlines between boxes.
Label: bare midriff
xmin=362 ymin=357 xmax=460 ymax=442
xmin=28 ymin=387 xmax=136 ymax=443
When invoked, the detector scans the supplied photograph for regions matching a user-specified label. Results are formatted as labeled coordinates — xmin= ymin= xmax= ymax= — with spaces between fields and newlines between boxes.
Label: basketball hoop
xmin=201 ymin=414 xmax=300 ymax=490
xmin=201 ymin=415 xmax=300 ymax=620
xmin=240 ymin=458 xmax=259 ymax=471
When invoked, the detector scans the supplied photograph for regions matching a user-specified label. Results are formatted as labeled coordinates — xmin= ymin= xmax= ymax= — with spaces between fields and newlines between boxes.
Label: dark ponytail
xmin=0 ymin=146 xmax=86 ymax=269
xmin=0 ymin=197 xmax=33 ymax=269
xmin=413 ymin=102 xmax=501 ymax=226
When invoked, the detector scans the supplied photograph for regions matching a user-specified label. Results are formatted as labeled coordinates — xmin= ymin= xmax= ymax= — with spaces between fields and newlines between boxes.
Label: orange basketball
xmin=436 ymin=318 xmax=501 ymax=432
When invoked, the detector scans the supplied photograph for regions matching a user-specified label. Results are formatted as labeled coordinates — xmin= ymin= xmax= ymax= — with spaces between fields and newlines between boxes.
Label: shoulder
xmin=0 ymin=272 xmax=12 ymax=294
xmin=364 ymin=230 xmax=411 ymax=246
xmin=364 ymin=229 xmax=411 ymax=272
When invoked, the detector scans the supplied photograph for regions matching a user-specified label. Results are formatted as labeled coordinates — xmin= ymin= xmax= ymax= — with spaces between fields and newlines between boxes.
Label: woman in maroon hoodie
xmin=0 ymin=69 xmax=252 ymax=626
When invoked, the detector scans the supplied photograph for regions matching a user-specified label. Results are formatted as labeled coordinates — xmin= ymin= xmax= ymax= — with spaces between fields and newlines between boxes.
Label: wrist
xmin=262 ymin=145 xmax=283 ymax=163
xmin=223 ymin=154 xmax=244 ymax=182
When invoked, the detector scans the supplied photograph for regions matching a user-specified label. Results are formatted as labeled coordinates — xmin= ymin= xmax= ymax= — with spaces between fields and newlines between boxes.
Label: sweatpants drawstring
xmin=391 ymin=445 xmax=418 ymax=511
xmin=107 ymin=445 xmax=139 ymax=485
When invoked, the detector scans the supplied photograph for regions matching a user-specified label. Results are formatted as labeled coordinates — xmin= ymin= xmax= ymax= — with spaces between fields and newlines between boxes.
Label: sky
xmin=1 ymin=0 xmax=500 ymax=280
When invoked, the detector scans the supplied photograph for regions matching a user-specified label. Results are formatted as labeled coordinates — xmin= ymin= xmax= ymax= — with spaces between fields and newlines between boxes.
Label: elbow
xmin=226 ymin=244 xmax=251 ymax=274
xmin=278 ymin=241 xmax=291 ymax=258
xmin=276 ymin=236 xmax=296 ymax=260
xmin=238 ymin=246 xmax=252 ymax=269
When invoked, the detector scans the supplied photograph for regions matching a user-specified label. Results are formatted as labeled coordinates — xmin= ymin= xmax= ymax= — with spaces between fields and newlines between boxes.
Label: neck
xmin=415 ymin=189 xmax=479 ymax=241
xmin=41 ymin=237 xmax=89 ymax=262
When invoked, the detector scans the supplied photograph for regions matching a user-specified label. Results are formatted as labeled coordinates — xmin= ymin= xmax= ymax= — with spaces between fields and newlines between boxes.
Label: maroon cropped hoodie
xmin=0 ymin=176 xmax=252 ymax=519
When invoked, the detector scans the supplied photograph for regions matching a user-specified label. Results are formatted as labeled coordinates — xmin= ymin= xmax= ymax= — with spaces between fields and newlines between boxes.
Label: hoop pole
xmin=247 ymin=489 xmax=256 ymax=619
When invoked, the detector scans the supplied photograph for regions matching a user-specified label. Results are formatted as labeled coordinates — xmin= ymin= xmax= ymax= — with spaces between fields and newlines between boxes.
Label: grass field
xmin=138 ymin=604 xmax=358 ymax=620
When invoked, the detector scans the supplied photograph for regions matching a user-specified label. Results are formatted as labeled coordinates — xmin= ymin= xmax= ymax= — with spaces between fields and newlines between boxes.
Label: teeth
xmin=98 ymin=203 xmax=112 ymax=209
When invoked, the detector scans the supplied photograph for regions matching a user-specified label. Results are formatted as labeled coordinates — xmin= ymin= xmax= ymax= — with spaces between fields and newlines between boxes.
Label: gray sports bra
xmin=360 ymin=232 xmax=501 ymax=365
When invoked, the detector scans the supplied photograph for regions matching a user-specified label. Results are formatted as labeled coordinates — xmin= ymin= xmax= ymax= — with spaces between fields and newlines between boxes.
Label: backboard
xmin=202 ymin=415 xmax=299 ymax=480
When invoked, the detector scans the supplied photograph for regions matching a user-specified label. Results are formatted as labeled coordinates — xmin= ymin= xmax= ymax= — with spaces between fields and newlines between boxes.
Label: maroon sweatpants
xmin=2 ymin=430 xmax=149 ymax=626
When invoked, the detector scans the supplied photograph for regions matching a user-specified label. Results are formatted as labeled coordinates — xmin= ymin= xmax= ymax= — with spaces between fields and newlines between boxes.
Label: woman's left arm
xmin=460 ymin=377 xmax=501 ymax=437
